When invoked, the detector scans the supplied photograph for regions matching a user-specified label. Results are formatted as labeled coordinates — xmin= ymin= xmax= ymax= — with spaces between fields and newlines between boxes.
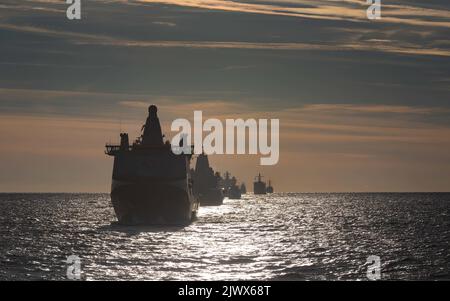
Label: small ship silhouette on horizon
xmin=253 ymin=173 xmax=266 ymax=195
xmin=220 ymin=171 xmax=242 ymax=199
xmin=253 ymin=173 xmax=274 ymax=194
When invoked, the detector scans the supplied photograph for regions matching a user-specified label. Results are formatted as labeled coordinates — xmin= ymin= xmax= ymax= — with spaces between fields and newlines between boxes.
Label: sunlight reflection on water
xmin=0 ymin=193 xmax=449 ymax=280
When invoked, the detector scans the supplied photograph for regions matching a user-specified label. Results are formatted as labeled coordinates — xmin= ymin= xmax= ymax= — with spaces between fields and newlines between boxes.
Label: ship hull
xmin=227 ymin=192 xmax=241 ymax=199
xmin=226 ymin=187 xmax=242 ymax=199
xmin=111 ymin=179 xmax=197 ymax=225
xmin=198 ymin=188 xmax=224 ymax=206
xmin=254 ymin=182 xmax=267 ymax=195
xmin=110 ymin=150 xmax=198 ymax=225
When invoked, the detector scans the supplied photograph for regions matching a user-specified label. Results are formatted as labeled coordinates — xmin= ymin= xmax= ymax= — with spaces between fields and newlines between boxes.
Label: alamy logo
xmin=366 ymin=0 xmax=382 ymax=20
xmin=66 ymin=0 xmax=81 ymax=20
xmin=66 ymin=255 xmax=81 ymax=280
xmin=366 ymin=255 xmax=381 ymax=280
xmin=171 ymin=111 xmax=279 ymax=166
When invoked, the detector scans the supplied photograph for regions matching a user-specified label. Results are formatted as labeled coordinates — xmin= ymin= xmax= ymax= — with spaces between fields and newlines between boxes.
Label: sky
xmin=0 ymin=0 xmax=449 ymax=192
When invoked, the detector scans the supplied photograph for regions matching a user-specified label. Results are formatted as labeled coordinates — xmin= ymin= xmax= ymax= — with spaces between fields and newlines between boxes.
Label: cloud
xmin=1 ymin=1 xmax=449 ymax=58
xmin=2 ymin=101 xmax=450 ymax=192
xmin=137 ymin=0 xmax=450 ymax=28
xmin=222 ymin=65 xmax=254 ymax=71
xmin=1 ymin=0 xmax=449 ymax=192
xmin=300 ymin=104 xmax=450 ymax=114
xmin=1 ymin=21 xmax=448 ymax=57
xmin=152 ymin=21 xmax=177 ymax=27
xmin=119 ymin=99 xmax=253 ymax=118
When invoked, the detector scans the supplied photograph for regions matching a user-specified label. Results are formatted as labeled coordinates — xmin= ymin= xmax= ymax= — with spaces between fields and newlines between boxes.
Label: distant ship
xmin=228 ymin=176 xmax=242 ymax=199
xmin=192 ymin=153 xmax=224 ymax=206
xmin=266 ymin=180 xmax=274 ymax=193
xmin=220 ymin=172 xmax=241 ymax=199
xmin=105 ymin=105 xmax=199 ymax=225
xmin=253 ymin=173 xmax=267 ymax=195
xmin=240 ymin=183 xmax=247 ymax=194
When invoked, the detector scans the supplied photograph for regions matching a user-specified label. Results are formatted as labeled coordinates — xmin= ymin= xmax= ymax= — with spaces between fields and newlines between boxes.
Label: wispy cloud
xmin=3 ymin=101 xmax=450 ymax=192
xmin=138 ymin=0 xmax=450 ymax=28
xmin=2 ymin=22 xmax=447 ymax=57
xmin=1 ymin=0 xmax=449 ymax=59
xmin=301 ymin=104 xmax=450 ymax=114
xmin=152 ymin=21 xmax=177 ymax=27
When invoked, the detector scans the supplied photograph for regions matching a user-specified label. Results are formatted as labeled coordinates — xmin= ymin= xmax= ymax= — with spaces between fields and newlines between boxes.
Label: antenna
xmin=119 ymin=106 xmax=123 ymax=133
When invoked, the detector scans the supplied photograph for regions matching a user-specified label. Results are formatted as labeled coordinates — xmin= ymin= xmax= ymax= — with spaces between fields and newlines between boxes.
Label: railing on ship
xmin=105 ymin=144 xmax=123 ymax=155
xmin=105 ymin=142 xmax=194 ymax=156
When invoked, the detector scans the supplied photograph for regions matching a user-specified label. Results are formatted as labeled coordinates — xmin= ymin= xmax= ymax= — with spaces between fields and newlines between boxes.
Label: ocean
xmin=0 ymin=193 xmax=449 ymax=280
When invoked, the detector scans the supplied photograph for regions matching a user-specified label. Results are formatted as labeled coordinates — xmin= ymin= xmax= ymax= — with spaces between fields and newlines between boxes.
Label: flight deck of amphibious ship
xmin=105 ymin=105 xmax=199 ymax=225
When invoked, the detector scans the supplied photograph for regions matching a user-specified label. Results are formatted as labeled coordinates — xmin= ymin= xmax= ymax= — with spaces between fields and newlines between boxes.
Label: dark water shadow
xmin=96 ymin=222 xmax=187 ymax=236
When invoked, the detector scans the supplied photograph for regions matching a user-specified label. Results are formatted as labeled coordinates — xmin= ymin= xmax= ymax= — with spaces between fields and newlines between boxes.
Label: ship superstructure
xmin=253 ymin=173 xmax=267 ymax=195
xmin=192 ymin=153 xmax=224 ymax=206
xmin=105 ymin=105 xmax=198 ymax=225
xmin=219 ymin=172 xmax=241 ymax=199
xmin=266 ymin=180 xmax=274 ymax=193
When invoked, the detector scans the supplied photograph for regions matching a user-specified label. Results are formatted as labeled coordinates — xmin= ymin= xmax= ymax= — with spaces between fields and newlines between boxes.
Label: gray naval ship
xmin=240 ymin=183 xmax=247 ymax=194
xmin=192 ymin=153 xmax=224 ymax=206
xmin=266 ymin=180 xmax=274 ymax=193
xmin=253 ymin=173 xmax=267 ymax=195
xmin=220 ymin=172 xmax=242 ymax=199
xmin=105 ymin=105 xmax=199 ymax=225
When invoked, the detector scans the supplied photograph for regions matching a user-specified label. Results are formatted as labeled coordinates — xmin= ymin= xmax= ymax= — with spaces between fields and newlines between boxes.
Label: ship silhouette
xmin=105 ymin=105 xmax=199 ymax=225
xmin=219 ymin=171 xmax=242 ymax=199
xmin=192 ymin=153 xmax=224 ymax=206
xmin=266 ymin=180 xmax=274 ymax=193
xmin=253 ymin=173 xmax=267 ymax=195
xmin=240 ymin=183 xmax=247 ymax=194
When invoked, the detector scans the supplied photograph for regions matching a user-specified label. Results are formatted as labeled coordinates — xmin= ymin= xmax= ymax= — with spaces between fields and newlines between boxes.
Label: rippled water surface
xmin=0 ymin=193 xmax=449 ymax=280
